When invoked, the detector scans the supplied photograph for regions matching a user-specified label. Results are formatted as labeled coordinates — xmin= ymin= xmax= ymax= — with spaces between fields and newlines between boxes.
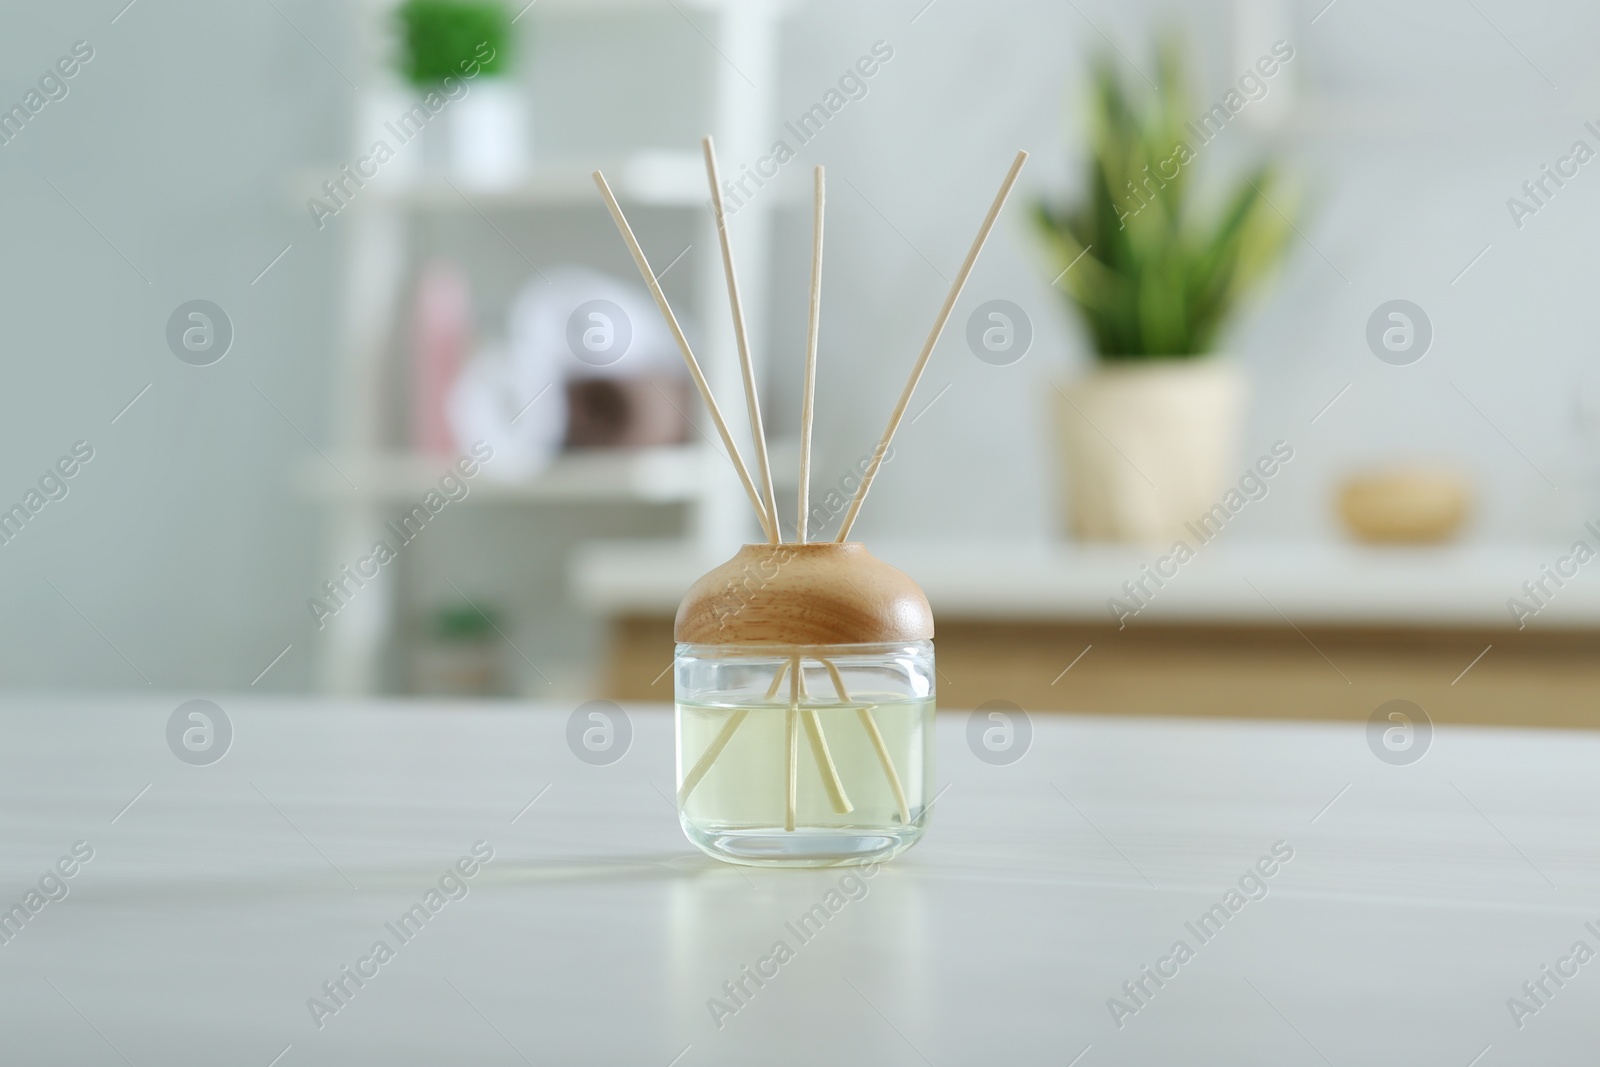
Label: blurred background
xmin=5 ymin=0 xmax=1599 ymax=725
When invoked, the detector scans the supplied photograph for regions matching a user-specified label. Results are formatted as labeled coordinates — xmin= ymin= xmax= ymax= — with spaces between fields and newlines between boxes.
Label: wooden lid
xmin=675 ymin=542 xmax=934 ymax=645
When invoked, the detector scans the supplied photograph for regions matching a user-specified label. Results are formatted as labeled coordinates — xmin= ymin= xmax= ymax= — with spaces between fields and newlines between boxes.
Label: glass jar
xmin=671 ymin=542 xmax=937 ymax=868
xmin=675 ymin=641 xmax=935 ymax=867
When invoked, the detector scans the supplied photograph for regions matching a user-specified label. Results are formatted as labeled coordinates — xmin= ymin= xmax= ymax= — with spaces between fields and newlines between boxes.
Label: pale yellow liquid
xmin=676 ymin=694 xmax=934 ymax=865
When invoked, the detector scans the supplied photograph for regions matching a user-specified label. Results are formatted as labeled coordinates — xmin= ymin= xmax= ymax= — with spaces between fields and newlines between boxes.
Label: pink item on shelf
xmin=411 ymin=261 xmax=473 ymax=455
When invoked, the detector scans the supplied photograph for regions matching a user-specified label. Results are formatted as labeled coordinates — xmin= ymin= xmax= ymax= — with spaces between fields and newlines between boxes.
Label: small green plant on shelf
xmin=395 ymin=0 xmax=511 ymax=86
xmin=1033 ymin=36 xmax=1294 ymax=359
xmin=430 ymin=604 xmax=501 ymax=642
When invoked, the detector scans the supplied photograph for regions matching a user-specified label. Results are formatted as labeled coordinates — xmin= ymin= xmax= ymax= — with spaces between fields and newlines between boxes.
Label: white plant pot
xmin=449 ymin=79 xmax=529 ymax=187
xmin=1052 ymin=358 xmax=1248 ymax=543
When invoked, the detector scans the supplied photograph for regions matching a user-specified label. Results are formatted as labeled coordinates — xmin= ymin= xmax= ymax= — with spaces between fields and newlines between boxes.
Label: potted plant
xmin=395 ymin=0 xmax=526 ymax=185
xmin=1034 ymin=38 xmax=1292 ymax=542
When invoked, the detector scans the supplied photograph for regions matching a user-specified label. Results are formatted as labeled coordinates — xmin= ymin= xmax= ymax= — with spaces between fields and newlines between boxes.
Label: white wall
xmin=0 ymin=1 xmax=343 ymax=691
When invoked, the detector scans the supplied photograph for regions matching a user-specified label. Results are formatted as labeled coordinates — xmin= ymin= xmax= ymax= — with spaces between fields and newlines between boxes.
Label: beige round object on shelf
xmin=674 ymin=542 xmax=934 ymax=645
xmin=1338 ymin=467 xmax=1472 ymax=544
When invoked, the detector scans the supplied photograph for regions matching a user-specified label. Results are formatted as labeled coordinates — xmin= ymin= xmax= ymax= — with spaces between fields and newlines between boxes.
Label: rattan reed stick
xmin=676 ymin=708 xmax=746 ymax=806
xmin=703 ymin=136 xmax=780 ymax=541
xmin=784 ymin=654 xmax=800 ymax=832
xmin=592 ymin=170 xmax=776 ymax=542
xmin=798 ymin=657 xmax=853 ymax=814
xmin=798 ymin=165 xmax=825 ymax=544
xmin=822 ymin=657 xmax=911 ymax=824
xmin=835 ymin=150 xmax=1028 ymax=541
xmin=675 ymin=661 xmax=793 ymax=807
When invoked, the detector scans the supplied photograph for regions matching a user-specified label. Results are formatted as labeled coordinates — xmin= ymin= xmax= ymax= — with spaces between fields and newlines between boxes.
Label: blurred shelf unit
xmin=310 ymin=0 xmax=788 ymax=695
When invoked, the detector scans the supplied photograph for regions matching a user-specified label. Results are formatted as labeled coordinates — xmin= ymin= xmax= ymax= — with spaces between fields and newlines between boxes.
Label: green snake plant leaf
xmin=1033 ymin=35 xmax=1295 ymax=360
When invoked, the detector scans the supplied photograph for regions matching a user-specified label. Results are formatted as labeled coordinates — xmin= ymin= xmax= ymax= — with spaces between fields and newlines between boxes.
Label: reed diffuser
xmin=594 ymin=141 xmax=1026 ymax=866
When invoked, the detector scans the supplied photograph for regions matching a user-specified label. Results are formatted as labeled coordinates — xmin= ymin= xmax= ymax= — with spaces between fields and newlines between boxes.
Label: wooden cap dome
xmin=675 ymin=542 xmax=934 ymax=645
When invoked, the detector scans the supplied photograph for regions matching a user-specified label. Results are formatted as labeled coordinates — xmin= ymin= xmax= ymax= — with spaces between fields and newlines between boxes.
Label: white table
xmin=3 ymin=699 xmax=1597 ymax=1064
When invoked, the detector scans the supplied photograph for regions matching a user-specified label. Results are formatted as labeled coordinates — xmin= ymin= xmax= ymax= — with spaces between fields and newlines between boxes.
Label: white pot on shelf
xmin=1051 ymin=357 xmax=1247 ymax=543
xmin=448 ymin=78 xmax=529 ymax=187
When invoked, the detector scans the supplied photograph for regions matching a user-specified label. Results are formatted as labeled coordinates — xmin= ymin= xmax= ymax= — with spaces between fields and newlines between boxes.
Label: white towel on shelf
xmin=447 ymin=267 xmax=688 ymax=477
xmin=510 ymin=266 xmax=686 ymax=381
xmin=445 ymin=340 xmax=563 ymax=480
